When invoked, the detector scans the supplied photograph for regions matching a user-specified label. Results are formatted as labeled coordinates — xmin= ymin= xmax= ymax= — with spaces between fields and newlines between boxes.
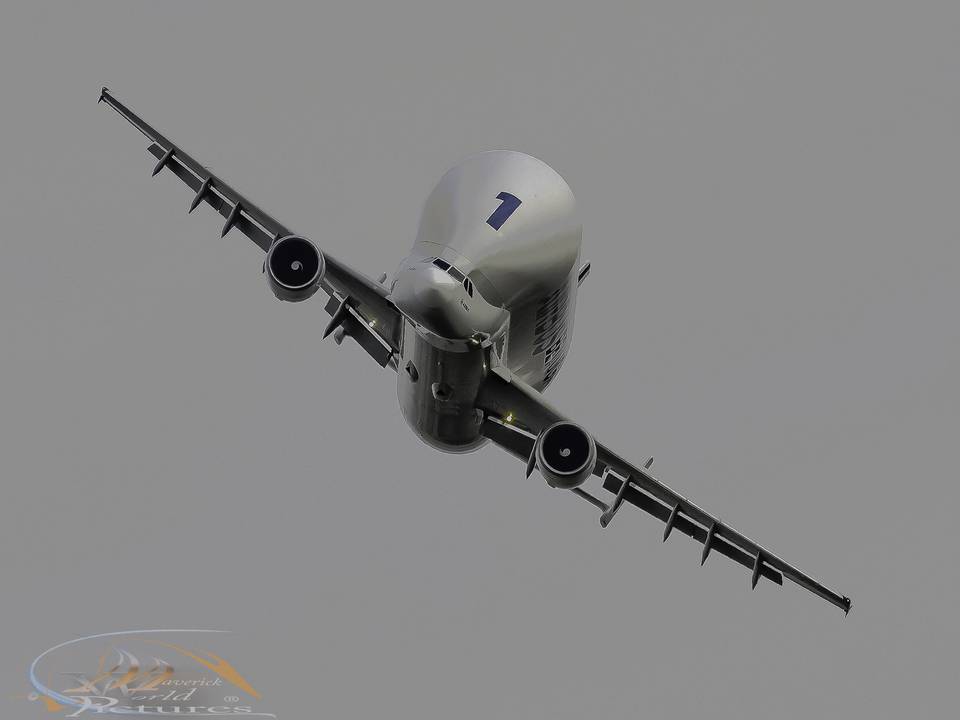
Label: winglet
xmin=843 ymin=597 xmax=852 ymax=616
xmin=98 ymin=86 xmax=110 ymax=104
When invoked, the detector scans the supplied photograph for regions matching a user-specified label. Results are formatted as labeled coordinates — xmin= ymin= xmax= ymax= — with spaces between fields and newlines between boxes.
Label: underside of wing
xmin=100 ymin=87 xmax=403 ymax=363
xmin=477 ymin=367 xmax=851 ymax=614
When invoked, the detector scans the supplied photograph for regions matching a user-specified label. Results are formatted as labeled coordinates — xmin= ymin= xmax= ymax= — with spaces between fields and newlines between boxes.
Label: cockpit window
xmin=427 ymin=257 xmax=473 ymax=296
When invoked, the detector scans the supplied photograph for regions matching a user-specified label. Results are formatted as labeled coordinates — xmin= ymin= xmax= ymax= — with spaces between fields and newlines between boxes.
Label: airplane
xmin=99 ymin=87 xmax=852 ymax=615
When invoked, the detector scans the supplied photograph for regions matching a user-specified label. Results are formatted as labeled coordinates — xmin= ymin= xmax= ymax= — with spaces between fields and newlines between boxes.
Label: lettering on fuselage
xmin=486 ymin=192 xmax=522 ymax=231
xmin=533 ymin=286 xmax=569 ymax=386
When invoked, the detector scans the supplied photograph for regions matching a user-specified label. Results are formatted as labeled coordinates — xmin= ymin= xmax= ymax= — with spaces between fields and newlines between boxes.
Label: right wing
xmin=99 ymin=87 xmax=402 ymax=366
xmin=477 ymin=366 xmax=852 ymax=614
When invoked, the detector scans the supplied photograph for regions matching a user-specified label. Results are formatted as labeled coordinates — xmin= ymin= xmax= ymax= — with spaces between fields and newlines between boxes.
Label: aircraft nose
xmin=390 ymin=266 xmax=474 ymax=339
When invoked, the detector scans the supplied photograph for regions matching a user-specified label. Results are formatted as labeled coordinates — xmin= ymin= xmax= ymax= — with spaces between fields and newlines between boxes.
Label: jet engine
xmin=534 ymin=421 xmax=597 ymax=489
xmin=265 ymin=235 xmax=325 ymax=302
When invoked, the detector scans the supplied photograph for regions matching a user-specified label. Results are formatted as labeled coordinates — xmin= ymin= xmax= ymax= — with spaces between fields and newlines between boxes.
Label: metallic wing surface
xmin=98 ymin=87 xmax=402 ymax=367
xmin=477 ymin=367 xmax=852 ymax=614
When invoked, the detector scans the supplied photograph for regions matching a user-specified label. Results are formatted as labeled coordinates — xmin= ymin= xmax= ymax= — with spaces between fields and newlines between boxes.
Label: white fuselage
xmin=389 ymin=151 xmax=582 ymax=452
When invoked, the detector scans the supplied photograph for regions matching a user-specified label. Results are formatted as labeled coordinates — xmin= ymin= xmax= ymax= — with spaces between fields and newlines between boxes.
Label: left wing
xmin=476 ymin=366 xmax=852 ymax=614
xmin=99 ymin=87 xmax=401 ymax=367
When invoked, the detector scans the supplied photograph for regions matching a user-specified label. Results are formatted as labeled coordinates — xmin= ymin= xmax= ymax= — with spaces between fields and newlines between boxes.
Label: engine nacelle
xmin=265 ymin=235 xmax=325 ymax=302
xmin=534 ymin=421 xmax=597 ymax=489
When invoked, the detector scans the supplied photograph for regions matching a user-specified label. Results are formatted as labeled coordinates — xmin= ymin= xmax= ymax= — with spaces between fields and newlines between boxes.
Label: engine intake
xmin=534 ymin=421 xmax=597 ymax=489
xmin=265 ymin=235 xmax=325 ymax=302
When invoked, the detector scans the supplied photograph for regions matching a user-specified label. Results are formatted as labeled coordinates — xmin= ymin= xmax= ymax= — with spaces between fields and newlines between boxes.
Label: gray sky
xmin=2 ymin=2 xmax=958 ymax=717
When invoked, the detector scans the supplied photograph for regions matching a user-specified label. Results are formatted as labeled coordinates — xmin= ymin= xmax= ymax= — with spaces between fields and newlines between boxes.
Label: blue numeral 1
xmin=486 ymin=192 xmax=522 ymax=231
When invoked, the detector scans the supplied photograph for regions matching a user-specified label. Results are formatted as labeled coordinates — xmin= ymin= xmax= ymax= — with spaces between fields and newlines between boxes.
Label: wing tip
xmin=98 ymin=86 xmax=110 ymax=104
xmin=843 ymin=597 xmax=852 ymax=616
